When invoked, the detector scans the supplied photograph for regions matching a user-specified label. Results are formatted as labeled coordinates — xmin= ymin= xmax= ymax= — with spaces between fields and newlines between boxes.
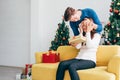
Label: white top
xmin=75 ymin=32 xmax=101 ymax=63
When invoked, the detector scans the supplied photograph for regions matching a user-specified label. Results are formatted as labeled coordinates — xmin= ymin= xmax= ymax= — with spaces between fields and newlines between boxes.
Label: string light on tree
xmin=117 ymin=2 xmax=120 ymax=5
xmin=117 ymin=33 xmax=120 ymax=37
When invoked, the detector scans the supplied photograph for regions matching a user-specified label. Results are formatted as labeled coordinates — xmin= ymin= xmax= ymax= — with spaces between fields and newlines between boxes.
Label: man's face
xmin=69 ymin=11 xmax=80 ymax=22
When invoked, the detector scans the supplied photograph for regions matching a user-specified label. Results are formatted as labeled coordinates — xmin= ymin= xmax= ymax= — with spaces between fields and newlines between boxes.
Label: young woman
xmin=56 ymin=18 xmax=101 ymax=80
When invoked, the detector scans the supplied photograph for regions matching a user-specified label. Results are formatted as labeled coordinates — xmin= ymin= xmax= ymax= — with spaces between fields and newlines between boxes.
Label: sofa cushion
xmin=32 ymin=63 xmax=59 ymax=80
xmin=32 ymin=63 xmax=115 ymax=80
xmin=64 ymin=67 xmax=115 ymax=80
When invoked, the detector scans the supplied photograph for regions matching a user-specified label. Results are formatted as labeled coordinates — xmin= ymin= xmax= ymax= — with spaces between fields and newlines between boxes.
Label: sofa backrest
xmin=57 ymin=46 xmax=79 ymax=61
xmin=57 ymin=45 xmax=120 ymax=66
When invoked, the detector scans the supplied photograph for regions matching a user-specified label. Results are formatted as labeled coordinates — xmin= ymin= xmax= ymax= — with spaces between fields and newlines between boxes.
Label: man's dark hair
xmin=64 ymin=7 xmax=75 ymax=21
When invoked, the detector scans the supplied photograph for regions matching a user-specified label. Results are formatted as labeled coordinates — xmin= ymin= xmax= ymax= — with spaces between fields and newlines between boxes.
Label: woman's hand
xmin=86 ymin=21 xmax=94 ymax=32
xmin=79 ymin=23 xmax=83 ymax=36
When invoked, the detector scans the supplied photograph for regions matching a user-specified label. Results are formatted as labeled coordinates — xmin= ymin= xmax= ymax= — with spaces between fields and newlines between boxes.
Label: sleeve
xmin=95 ymin=24 xmax=103 ymax=33
xmin=86 ymin=32 xmax=101 ymax=48
xmin=70 ymin=22 xmax=80 ymax=36
xmin=88 ymin=8 xmax=103 ymax=33
xmin=75 ymin=43 xmax=82 ymax=49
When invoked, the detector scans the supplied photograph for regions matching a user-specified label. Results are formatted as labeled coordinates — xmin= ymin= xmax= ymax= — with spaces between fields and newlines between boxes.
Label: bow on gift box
xmin=42 ymin=51 xmax=60 ymax=63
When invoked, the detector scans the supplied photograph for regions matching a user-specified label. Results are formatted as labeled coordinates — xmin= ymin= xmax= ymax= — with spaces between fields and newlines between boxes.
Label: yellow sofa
xmin=32 ymin=45 xmax=120 ymax=80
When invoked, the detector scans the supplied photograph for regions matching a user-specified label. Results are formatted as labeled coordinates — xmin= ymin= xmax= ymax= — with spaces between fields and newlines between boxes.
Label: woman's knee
xmin=59 ymin=61 xmax=67 ymax=67
xmin=68 ymin=64 xmax=75 ymax=70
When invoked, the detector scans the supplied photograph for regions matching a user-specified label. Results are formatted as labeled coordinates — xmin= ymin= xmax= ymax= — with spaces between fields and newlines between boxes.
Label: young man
xmin=64 ymin=7 xmax=102 ymax=36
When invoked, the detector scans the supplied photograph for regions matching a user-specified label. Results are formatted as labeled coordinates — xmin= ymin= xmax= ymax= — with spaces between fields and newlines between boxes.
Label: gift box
xmin=42 ymin=51 xmax=60 ymax=63
xmin=69 ymin=35 xmax=86 ymax=45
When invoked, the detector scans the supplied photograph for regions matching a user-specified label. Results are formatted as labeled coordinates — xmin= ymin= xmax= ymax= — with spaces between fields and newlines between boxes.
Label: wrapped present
xmin=42 ymin=51 xmax=60 ymax=63
xmin=69 ymin=35 xmax=86 ymax=45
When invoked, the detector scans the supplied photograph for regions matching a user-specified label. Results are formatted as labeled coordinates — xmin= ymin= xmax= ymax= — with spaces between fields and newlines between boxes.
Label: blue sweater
xmin=70 ymin=8 xmax=102 ymax=36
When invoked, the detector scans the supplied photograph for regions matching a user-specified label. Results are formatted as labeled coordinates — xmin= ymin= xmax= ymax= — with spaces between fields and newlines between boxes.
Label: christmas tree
xmin=49 ymin=20 xmax=70 ymax=50
xmin=103 ymin=0 xmax=120 ymax=45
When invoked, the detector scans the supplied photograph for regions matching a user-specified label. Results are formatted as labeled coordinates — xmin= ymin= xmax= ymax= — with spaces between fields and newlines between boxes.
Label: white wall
xmin=0 ymin=0 xmax=30 ymax=67
xmin=30 ymin=0 xmax=40 ymax=64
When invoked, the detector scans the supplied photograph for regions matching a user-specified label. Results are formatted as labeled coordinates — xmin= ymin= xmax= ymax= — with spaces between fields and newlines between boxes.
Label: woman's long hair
xmin=83 ymin=30 xmax=96 ymax=39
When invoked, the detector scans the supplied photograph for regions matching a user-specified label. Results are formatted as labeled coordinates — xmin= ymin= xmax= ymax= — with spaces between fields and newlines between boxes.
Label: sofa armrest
xmin=35 ymin=52 xmax=45 ymax=63
xmin=107 ymin=55 xmax=120 ymax=80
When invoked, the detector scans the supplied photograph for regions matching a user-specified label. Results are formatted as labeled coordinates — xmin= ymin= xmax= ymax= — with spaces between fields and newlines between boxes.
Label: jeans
xmin=56 ymin=58 xmax=96 ymax=80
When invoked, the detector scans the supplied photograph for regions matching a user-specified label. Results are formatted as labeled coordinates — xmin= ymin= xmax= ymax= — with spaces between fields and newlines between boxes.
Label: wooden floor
xmin=0 ymin=66 xmax=23 ymax=80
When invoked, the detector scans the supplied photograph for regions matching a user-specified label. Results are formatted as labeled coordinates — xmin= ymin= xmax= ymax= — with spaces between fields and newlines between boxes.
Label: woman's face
xmin=82 ymin=25 xmax=87 ymax=32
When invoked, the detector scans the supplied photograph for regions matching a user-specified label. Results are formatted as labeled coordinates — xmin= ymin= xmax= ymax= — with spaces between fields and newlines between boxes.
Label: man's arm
xmin=70 ymin=22 xmax=80 ymax=36
xmin=88 ymin=8 xmax=103 ymax=33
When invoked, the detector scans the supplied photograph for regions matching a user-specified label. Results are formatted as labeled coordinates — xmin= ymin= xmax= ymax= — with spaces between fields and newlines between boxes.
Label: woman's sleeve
xmin=75 ymin=43 xmax=82 ymax=49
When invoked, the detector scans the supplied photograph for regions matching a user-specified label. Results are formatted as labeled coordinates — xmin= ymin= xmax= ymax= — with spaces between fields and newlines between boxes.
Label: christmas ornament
xmin=109 ymin=8 xmax=113 ymax=12
xmin=62 ymin=15 xmax=64 ymax=20
xmin=107 ymin=22 xmax=111 ymax=26
xmin=114 ymin=9 xmax=119 ymax=14
xmin=113 ymin=39 xmax=116 ymax=42
xmin=117 ymin=2 xmax=120 ymax=6
xmin=62 ymin=37 xmax=66 ymax=40
xmin=111 ymin=2 xmax=114 ymax=4
xmin=107 ymin=41 xmax=110 ymax=45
